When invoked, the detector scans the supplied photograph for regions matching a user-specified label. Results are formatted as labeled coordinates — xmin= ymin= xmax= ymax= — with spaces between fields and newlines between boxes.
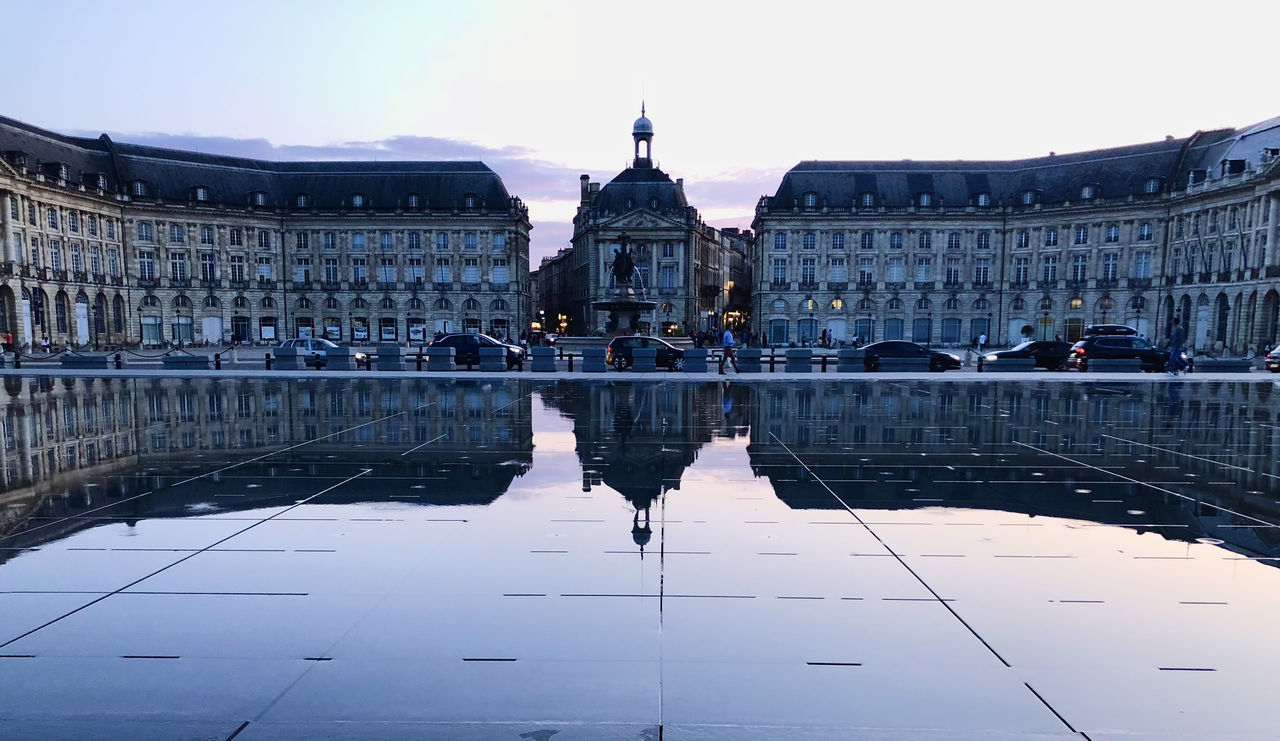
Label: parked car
xmin=427 ymin=332 xmax=525 ymax=368
xmin=606 ymin=336 xmax=685 ymax=370
xmin=1066 ymin=334 xmax=1169 ymax=372
xmin=861 ymin=340 xmax=962 ymax=372
xmin=277 ymin=338 xmax=367 ymax=368
xmin=983 ymin=340 xmax=1073 ymax=370
xmin=1083 ymin=323 xmax=1139 ymax=337
xmin=1265 ymin=347 xmax=1280 ymax=373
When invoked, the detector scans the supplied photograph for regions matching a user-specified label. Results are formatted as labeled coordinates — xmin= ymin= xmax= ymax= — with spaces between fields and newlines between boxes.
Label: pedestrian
xmin=978 ymin=332 xmax=987 ymax=351
xmin=722 ymin=326 xmax=740 ymax=372
xmin=41 ymin=336 xmax=50 ymax=353
xmin=1167 ymin=317 xmax=1186 ymax=376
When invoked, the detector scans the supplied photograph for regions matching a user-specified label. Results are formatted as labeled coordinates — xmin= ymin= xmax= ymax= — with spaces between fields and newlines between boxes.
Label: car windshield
xmin=316 ymin=340 xmax=339 ymax=350
xmin=1011 ymin=341 xmax=1035 ymax=351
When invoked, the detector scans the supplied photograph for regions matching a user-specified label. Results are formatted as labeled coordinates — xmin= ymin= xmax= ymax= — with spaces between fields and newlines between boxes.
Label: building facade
xmin=753 ymin=118 xmax=1280 ymax=352
xmin=0 ymin=116 xmax=531 ymax=349
xmin=554 ymin=110 xmax=737 ymax=337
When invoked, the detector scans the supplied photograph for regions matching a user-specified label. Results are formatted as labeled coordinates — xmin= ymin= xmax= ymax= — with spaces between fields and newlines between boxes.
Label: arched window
xmin=943 ymin=298 xmax=959 ymax=310
xmin=491 ymin=298 xmax=508 ymax=311
xmin=261 ymin=297 xmax=276 ymax=309
xmin=434 ymin=298 xmax=452 ymax=311
xmin=1068 ymin=297 xmax=1083 ymax=310
xmin=771 ymin=299 xmax=787 ymax=312
xmin=324 ymin=297 xmax=340 ymax=310
xmin=1037 ymin=297 xmax=1053 ymax=311
xmin=661 ymin=302 xmax=673 ymax=313
xmin=233 ymin=296 xmax=248 ymax=309
xmin=974 ymin=297 xmax=989 ymax=310
xmin=802 ymin=191 xmax=817 ymax=208
xmin=1098 ymin=296 xmax=1114 ymax=311
xmin=1129 ymin=296 xmax=1146 ymax=310
xmin=886 ymin=298 xmax=903 ymax=310
xmin=351 ymin=297 xmax=368 ymax=309
xmin=462 ymin=298 xmax=480 ymax=312
xmin=173 ymin=295 xmax=192 ymax=309
xmin=859 ymin=192 xmax=875 ymax=208
xmin=916 ymin=298 xmax=931 ymax=310
xmin=1011 ymin=296 xmax=1026 ymax=311
xmin=407 ymin=298 xmax=425 ymax=310
xmin=801 ymin=298 xmax=817 ymax=311
xmin=203 ymin=295 xmax=220 ymax=308
xmin=831 ymin=298 xmax=846 ymax=311
xmin=380 ymin=297 xmax=395 ymax=310
xmin=295 ymin=193 xmax=310 ymax=208
xmin=297 ymin=297 xmax=312 ymax=309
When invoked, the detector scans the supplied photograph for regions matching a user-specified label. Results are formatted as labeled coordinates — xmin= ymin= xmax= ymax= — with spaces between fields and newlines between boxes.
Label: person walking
xmin=722 ymin=327 xmax=740 ymax=373
xmin=978 ymin=332 xmax=987 ymax=352
xmin=1167 ymin=317 xmax=1186 ymax=376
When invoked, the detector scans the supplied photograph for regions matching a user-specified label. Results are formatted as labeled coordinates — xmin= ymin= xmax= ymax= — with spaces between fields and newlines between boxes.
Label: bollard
xmin=768 ymin=353 xmax=777 ymax=373
xmin=115 ymin=352 xmax=123 ymax=370
xmin=416 ymin=350 xmax=424 ymax=372
xmin=265 ymin=352 xmax=273 ymax=370
xmin=214 ymin=353 xmax=221 ymax=371
xmin=820 ymin=355 xmax=829 ymax=372
xmin=13 ymin=354 xmax=19 ymax=369
xmin=977 ymin=355 xmax=983 ymax=372
xmin=718 ymin=352 xmax=726 ymax=375
xmin=568 ymin=353 xmax=574 ymax=372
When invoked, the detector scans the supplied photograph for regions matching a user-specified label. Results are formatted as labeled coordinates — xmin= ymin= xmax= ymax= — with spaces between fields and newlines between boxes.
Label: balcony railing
xmin=1126 ymin=277 xmax=1151 ymax=289
xmin=769 ymin=280 xmax=789 ymax=290
xmin=828 ymin=281 xmax=849 ymax=291
xmin=171 ymin=278 xmax=191 ymax=288
xmin=229 ymin=279 xmax=249 ymax=289
xmin=913 ymin=281 xmax=935 ymax=290
xmin=882 ymin=281 xmax=905 ymax=290
xmin=434 ymin=282 xmax=452 ymax=291
xmin=1008 ymin=280 xmax=1029 ymax=290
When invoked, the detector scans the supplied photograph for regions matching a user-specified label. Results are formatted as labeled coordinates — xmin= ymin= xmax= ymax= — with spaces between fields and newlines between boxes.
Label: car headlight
xmin=947 ymin=353 xmax=961 ymax=362
xmin=984 ymin=354 xmax=998 ymax=362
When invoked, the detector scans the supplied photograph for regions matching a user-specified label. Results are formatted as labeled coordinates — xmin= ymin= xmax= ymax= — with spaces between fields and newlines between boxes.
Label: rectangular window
xmin=106 ymin=220 xmax=115 ymax=239
xmin=297 ymin=232 xmax=310 ymax=250
xmin=858 ymin=257 xmax=874 ymax=285
xmin=257 ymin=256 xmax=273 ymax=281
xmin=90 ymin=247 xmax=101 ymax=275
xmin=137 ymin=222 xmax=153 ymax=242
xmin=1138 ymin=222 xmax=1154 ymax=241
xmin=915 ymin=256 xmax=932 ymax=282
xmin=324 ymin=232 xmax=337 ymax=250
xmin=68 ymin=212 xmax=79 ymax=232
xmin=1015 ymin=230 xmax=1029 ymax=249
xmin=229 ymin=228 xmax=242 ymax=246
xmin=1014 ymin=257 xmax=1029 ymax=283
xmin=1133 ymin=251 xmax=1151 ymax=279
xmin=352 ymin=257 xmax=367 ymax=282
xmin=886 ymin=257 xmax=903 ymax=283
xmin=1105 ymin=225 xmax=1120 ymax=243
xmin=138 ymin=250 xmax=156 ymax=281
xmin=296 ymin=257 xmax=312 ymax=283
xmin=229 ymin=255 xmax=245 ymax=282
xmin=830 ymin=257 xmax=848 ymax=282
xmin=659 ymin=264 xmax=676 ymax=289
xmin=257 ymin=230 xmax=270 ymax=249
xmin=831 ymin=233 xmax=844 ymax=250
xmin=492 ymin=233 xmax=506 ymax=252
xmin=48 ymin=209 xmax=59 ymax=230
xmin=200 ymin=226 xmax=214 ymax=245
xmin=380 ymin=232 xmax=394 ymax=251
xmin=169 ymin=253 xmax=187 ymax=281
xmin=889 ymin=232 xmax=903 ymax=249
xmin=169 ymin=224 xmax=184 ymax=243
xmin=200 ymin=253 xmax=216 ymax=281
xmin=974 ymin=257 xmax=990 ymax=285
xmin=947 ymin=232 xmax=961 ymax=249
xmin=324 ymin=257 xmax=339 ymax=283
xmin=435 ymin=258 xmax=451 ymax=282
xmin=464 ymin=232 xmax=477 ymax=251
xmin=662 ymin=243 xmax=675 ymax=258
xmin=774 ymin=233 xmax=787 ymax=250
xmin=1073 ymin=226 xmax=1089 ymax=245
xmin=919 ymin=232 xmax=932 ymax=249
xmin=801 ymin=257 xmax=817 ymax=284
xmin=408 ymin=232 xmax=421 ymax=250
xmin=492 ymin=257 xmax=508 ymax=286
xmin=860 ymin=232 xmax=874 ymax=250
xmin=351 ymin=233 xmax=366 ymax=251
xmin=407 ymin=257 xmax=424 ymax=284
xmin=976 ymin=232 xmax=991 ymax=249
xmin=1071 ymin=253 xmax=1087 ymax=282
xmin=436 ymin=233 xmax=449 ymax=251
xmin=1044 ymin=227 xmax=1059 ymax=247
xmin=945 ymin=257 xmax=961 ymax=285
xmin=771 ymin=258 xmax=787 ymax=283
xmin=70 ymin=245 xmax=82 ymax=273
xmin=1042 ymin=255 xmax=1058 ymax=283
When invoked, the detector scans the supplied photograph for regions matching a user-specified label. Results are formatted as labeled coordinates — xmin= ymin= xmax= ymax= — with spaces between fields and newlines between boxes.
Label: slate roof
xmin=591 ymin=165 xmax=689 ymax=214
xmin=0 ymin=115 xmax=514 ymax=210
xmin=766 ymin=122 xmax=1271 ymax=210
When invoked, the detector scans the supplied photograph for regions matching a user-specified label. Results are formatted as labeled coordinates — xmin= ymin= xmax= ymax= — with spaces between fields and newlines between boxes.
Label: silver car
xmin=277 ymin=338 xmax=367 ymax=368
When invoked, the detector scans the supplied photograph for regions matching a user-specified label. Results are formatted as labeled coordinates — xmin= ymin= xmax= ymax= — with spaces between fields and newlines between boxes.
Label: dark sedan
xmin=1265 ymin=347 xmax=1280 ymax=372
xmin=427 ymin=332 xmax=525 ymax=368
xmin=606 ymin=336 xmax=685 ymax=370
xmin=983 ymin=340 xmax=1073 ymax=370
xmin=861 ymin=340 xmax=962 ymax=371
xmin=1066 ymin=334 xmax=1169 ymax=372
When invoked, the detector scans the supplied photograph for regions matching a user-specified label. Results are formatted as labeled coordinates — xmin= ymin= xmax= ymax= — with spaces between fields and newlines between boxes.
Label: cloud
xmin=529 ymin=221 xmax=575 ymax=265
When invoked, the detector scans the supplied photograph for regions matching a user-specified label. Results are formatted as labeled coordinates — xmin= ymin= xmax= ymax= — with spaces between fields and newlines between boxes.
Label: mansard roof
xmin=0 ymin=115 xmax=515 ymax=210
xmin=765 ymin=124 xmax=1268 ymax=210
xmin=592 ymin=165 xmax=689 ymax=214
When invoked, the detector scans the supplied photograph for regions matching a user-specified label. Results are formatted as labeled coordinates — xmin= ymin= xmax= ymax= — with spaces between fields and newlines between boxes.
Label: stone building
xmin=0 ymin=115 xmax=531 ymax=349
xmin=559 ymin=109 xmax=736 ymax=337
xmin=753 ymin=117 xmax=1280 ymax=352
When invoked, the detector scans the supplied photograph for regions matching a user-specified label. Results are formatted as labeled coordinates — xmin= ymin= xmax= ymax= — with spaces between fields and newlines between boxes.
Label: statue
xmin=611 ymin=243 xmax=635 ymax=286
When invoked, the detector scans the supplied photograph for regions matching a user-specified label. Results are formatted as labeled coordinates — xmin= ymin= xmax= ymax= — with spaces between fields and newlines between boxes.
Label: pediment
xmin=600 ymin=210 xmax=682 ymax=230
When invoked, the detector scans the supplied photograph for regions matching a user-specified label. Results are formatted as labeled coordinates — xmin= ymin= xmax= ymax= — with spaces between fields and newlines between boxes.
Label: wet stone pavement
xmin=1 ymin=376 xmax=1278 ymax=740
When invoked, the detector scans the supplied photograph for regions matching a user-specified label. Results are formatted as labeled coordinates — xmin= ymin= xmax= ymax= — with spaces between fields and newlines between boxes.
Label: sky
xmin=4 ymin=0 xmax=1277 ymax=263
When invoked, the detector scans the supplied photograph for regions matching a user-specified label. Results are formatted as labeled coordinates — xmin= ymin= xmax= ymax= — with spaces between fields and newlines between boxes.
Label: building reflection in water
xmin=0 ymin=376 xmax=533 ymax=557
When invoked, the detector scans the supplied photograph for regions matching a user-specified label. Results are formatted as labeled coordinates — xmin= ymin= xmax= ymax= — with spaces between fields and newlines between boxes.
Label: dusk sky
xmin=5 ymin=0 xmax=1276 ymax=263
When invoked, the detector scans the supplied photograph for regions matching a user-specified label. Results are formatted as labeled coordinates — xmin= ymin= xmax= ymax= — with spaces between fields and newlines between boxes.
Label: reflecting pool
xmin=2 ymin=376 xmax=1278 ymax=739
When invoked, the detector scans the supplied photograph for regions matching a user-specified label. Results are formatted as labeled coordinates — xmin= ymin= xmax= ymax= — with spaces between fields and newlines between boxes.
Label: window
xmin=1229 ymin=207 xmax=1238 ymax=230
xmin=1080 ymin=184 xmax=1096 ymax=200
xmin=90 ymin=247 xmax=101 ymax=275
xmin=1137 ymin=222 xmax=1153 ymax=241
xmin=464 ymin=232 xmax=477 ymax=251
xmin=857 ymin=258 xmax=875 ymax=284
xmin=169 ymin=252 xmax=188 ymax=281
xmin=944 ymin=257 xmax=961 ymax=286
xmin=200 ymin=253 xmax=216 ymax=281
xmin=257 ymin=256 xmax=273 ymax=282
xmin=860 ymin=233 xmax=874 ymax=250
xmin=1102 ymin=253 xmax=1118 ymax=282
xmin=1176 ymin=218 xmax=1184 ymax=238
xmin=408 ymin=232 xmax=421 ymax=250
xmin=1014 ymin=257 xmax=1029 ymax=284
xmin=1041 ymin=255 xmax=1058 ymax=283
xmin=976 ymin=232 xmax=990 ymax=249
xmin=48 ymin=209 xmax=60 ymax=230
xmin=1105 ymin=224 xmax=1119 ymax=243
xmin=351 ymin=193 xmax=365 ymax=208
xmin=1070 ymin=253 xmax=1087 ymax=282
xmin=229 ymin=256 xmax=245 ymax=282
xmin=1068 ymin=297 xmax=1084 ymax=310
xmin=802 ymin=232 xmax=816 ymax=250
xmin=860 ymin=192 xmax=875 ymax=207
xmin=70 ymin=244 xmax=82 ymax=273
xmin=662 ymin=242 xmax=675 ymax=258
xmin=138 ymin=250 xmax=156 ymax=281
xmin=918 ymin=232 xmax=931 ymax=249
xmin=1038 ymin=297 xmax=1053 ymax=311
xmin=802 ymin=257 xmax=817 ymax=284
xmin=407 ymin=193 xmax=421 ymax=209
xmin=1133 ymin=251 xmax=1151 ymax=279
xmin=1143 ymin=177 xmax=1161 ymax=194
xmin=68 ymin=212 xmax=79 ymax=232
xmin=1021 ymin=190 xmax=1037 ymax=205
xmin=491 ymin=257 xmax=508 ymax=285
xmin=324 ymin=232 xmax=337 ymax=250
xmin=802 ymin=192 xmax=817 ymax=208
xmin=324 ymin=257 xmax=339 ymax=283
xmin=130 ymin=181 xmax=147 ymax=197
xmin=464 ymin=193 xmax=477 ymax=209
xmin=660 ymin=264 xmax=676 ymax=289
xmin=436 ymin=233 xmax=449 ymax=251
xmin=352 ymin=257 xmax=367 ymax=283
xmin=917 ymin=192 xmax=932 ymax=207
xmin=251 ymin=191 xmax=267 ymax=207
xmin=380 ymin=232 xmax=394 ymax=251
xmin=229 ymin=228 xmax=242 ymax=246
xmin=1073 ymin=226 xmax=1089 ymax=245
xmin=296 ymin=193 xmax=309 ymax=208
xmin=830 ymin=256 xmax=847 ymax=282
xmin=169 ymin=224 xmax=184 ymax=243
xmin=464 ymin=258 xmax=480 ymax=284
xmin=889 ymin=232 xmax=903 ymax=249
xmin=87 ymin=215 xmax=98 ymax=236
xmin=774 ymin=233 xmax=787 ymax=250
xmin=137 ymin=222 xmax=153 ymax=242
xmin=297 ymin=232 xmax=309 ymax=250
xmin=947 ymin=232 xmax=961 ymax=249
xmin=885 ymin=256 xmax=903 ymax=283
xmin=1044 ymin=228 xmax=1059 ymax=247
xmin=435 ymin=258 xmax=451 ymax=283
xmin=831 ymin=232 xmax=844 ymax=250
xmin=976 ymin=193 xmax=991 ymax=207
xmin=974 ymin=258 xmax=990 ymax=286
xmin=297 ymin=257 xmax=313 ymax=283
xmin=351 ymin=233 xmax=366 ymax=251
xmin=1015 ymin=230 xmax=1029 ymax=249
xmin=257 ymin=230 xmax=270 ymax=250
xmin=199 ymin=226 xmax=214 ymax=245
xmin=492 ymin=233 xmax=506 ymax=252
xmin=771 ymin=258 xmax=787 ymax=283
xmin=1010 ymin=296 xmax=1026 ymax=311
xmin=915 ymin=256 xmax=932 ymax=282
xmin=379 ymin=257 xmax=395 ymax=284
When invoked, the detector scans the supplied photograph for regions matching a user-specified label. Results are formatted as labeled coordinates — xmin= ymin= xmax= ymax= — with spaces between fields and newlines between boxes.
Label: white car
xmin=277 ymin=338 xmax=367 ymax=368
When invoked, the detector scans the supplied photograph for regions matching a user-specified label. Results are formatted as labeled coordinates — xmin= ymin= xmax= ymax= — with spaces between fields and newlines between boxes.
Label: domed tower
xmin=632 ymin=104 xmax=653 ymax=168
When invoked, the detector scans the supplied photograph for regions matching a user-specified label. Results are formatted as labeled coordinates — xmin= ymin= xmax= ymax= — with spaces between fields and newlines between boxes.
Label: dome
xmin=633 ymin=114 xmax=653 ymax=136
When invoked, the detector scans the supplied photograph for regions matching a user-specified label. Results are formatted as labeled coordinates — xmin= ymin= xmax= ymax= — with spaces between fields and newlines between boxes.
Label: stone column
xmin=1268 ymin=194 xmax=1279 ymax=267
xmin=1 ymin=193 xmax=13 ymax=263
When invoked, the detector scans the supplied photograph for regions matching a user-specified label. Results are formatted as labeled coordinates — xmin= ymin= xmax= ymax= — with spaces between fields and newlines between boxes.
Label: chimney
xmin=676 ymin=178 xmax=684 ymax=190
xmin=580 ymin=174 xmax=590 ymax=205
xmin=1165 ymin=135 xmax=1174 ymax=141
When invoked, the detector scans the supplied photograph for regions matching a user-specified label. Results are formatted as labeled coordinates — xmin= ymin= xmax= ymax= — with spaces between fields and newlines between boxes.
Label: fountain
xmin=593 ymin=232 xmax=657 ymax=335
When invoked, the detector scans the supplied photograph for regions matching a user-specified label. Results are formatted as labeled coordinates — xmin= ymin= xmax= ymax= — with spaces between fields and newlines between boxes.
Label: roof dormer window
xmin=1143 ymin=177 xmax=1163 ymax=194
xmin=916 ymin=192 xmax=932 ymax=207
xmin=975 ymin=192 xmax=991 ymax=207
xmin=295 ymin=193 xmax=310 ymax=208
xmin=463 ymin=193 xmax=477 ymax=209
xmin=859 ymin=192 xmax=875 ymax=208
xmin=649 ymin=197 xmax=659 ymax=209
xmin=130 ymin=180 xmax=148 ymax=197
xmin=1021 ymin=190 xmax=1038 ymax=206
xmin=193 ymin=186 xmax=210 ymax=202
xmin=802 ymin=191 xmax=817 ymax=208
xmin=406 ymin=193 xmax=422 ymax=209
xmin=1080 ymin=184 xmax=1097 ymax=199
xmin=250 ymin=191 xmax=267 ymax=207
xmin=351 ymin=193 xmax=365 ymax=208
